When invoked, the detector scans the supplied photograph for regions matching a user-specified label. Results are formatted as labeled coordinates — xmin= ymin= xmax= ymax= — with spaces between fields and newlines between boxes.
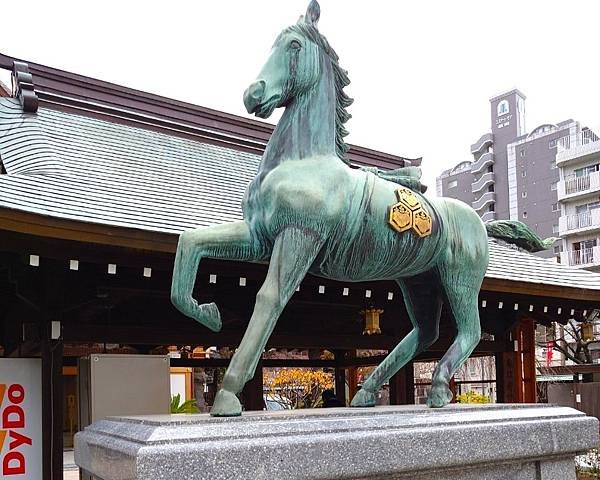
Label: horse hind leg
xmin=171 ymin=221 xmax=263 ymax=331
xmin=351 ymin=270 xmax=443 ymax=407
xmin=427 ymin=278 xmax=482 ymax=408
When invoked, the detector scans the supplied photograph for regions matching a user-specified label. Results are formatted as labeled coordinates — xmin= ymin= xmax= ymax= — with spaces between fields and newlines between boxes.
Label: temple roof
xmin=0 ymin=98 xmax=256 ymax=233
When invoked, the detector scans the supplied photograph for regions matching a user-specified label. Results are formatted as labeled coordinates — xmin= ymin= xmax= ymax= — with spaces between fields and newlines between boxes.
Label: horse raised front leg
xmin=171 ymin=221 xmax=261 ymax=332
xmin=211 ymin=227 xmax=325 ymax=417
xmin=351 ymin=271 xmax=443 ymax=407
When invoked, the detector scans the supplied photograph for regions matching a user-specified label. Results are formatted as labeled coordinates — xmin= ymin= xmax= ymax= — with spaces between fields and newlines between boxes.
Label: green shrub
xmin=170 ymin=393 xmax=200 ymax=414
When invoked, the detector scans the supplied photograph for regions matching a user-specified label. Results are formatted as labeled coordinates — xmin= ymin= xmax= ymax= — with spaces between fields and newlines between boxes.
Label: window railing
xmin=565 ymin=174 xmax=593 ymax=195
xmin=558 ymin=129 xmax=600 ymax=151
xmin=567 ymin=211 xmax=595 ymax=230
xmin=569 ymin=247 xmax=595 ymax=266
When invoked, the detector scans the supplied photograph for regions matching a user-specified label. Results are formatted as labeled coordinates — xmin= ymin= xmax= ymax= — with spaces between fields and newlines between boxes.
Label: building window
xmin=522 ymin=211 xmax=528 ymax=219
xmin=575 ymin=239 xmax=597 ymax=250
xmin=551 ymin=181 xmax=558 ymax=191
xmin=551 ymin=203 xmax=559 ymax=212
xmin=521 ymin=171 xmax=527 ymax=178
xmin=550 ymin=160 xmax=557 ymax=169
xmin=488 ymin=184 xmax=495 ymax=192
xmin=448 ymin=180 xmax=458 ymax=189
xmin=497 ymin=100 xmax=509 ymax=117
xmin=488 ymin=204 xmax=495 ymax=212
xmin=520 ymin=150 xmax=525 ymax=157
xmin=553 ymin=245 xmax=563 ymax=254
xmin=487 ymin=165 xmax=494 ymax=173
xmin=549 ymin=136 xmax=567 ymax=150
xmin=522 ymin=191 xmax=527 ymax=198
xmin=552 ymin=224 xmax=559 ymax=234
xmin=575 ymin=164 xmax=600 ymax=177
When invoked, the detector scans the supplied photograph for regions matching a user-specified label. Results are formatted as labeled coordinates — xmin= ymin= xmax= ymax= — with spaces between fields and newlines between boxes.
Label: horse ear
xmin=305 ymin=0 xmax=320 ymax=27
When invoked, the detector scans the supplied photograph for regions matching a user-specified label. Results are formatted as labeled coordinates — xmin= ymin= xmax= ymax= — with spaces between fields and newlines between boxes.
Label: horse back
xmin=312 ymin=172 xmax=446 ymax=281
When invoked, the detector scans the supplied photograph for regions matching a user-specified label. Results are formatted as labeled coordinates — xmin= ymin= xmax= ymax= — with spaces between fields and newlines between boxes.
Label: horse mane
xmin=285 ymin=23 xmax=353 ymax=164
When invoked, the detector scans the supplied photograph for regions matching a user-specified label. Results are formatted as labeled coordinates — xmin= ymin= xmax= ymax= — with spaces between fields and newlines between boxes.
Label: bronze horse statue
xmin=171 ymin=0 xmax=554 ymax=416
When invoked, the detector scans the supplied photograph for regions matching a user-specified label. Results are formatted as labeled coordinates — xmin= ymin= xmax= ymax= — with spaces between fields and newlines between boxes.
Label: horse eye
xmin=290 ymin=40 xmax=302 ymax=50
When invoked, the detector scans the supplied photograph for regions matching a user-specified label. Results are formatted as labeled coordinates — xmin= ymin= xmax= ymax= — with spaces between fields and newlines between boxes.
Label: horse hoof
xmin=350 ymin=389 xmax=376 ymax=407
xmin=210 ymin=389 xmax=242 ymax=417
xmin=426 ymin=385 xmax=452 ymax=408
xmin=195 ymin=302 xmax=222 ymax=332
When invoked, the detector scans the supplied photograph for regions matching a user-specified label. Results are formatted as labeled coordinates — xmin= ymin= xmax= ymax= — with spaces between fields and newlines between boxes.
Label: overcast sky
xmin=3 ymin=0 xmax=600 ymax=195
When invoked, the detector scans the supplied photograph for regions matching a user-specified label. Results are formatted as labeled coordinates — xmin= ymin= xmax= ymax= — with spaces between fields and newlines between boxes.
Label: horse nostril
xmin=249 ymin=80 xmax=265 ymax=100
xmin=243 ymin=80 xmax=266 ymax=113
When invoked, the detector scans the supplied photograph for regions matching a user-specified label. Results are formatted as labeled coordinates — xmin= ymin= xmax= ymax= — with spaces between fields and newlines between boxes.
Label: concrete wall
xmin=510 ymin=128 xmax=565 ymax=257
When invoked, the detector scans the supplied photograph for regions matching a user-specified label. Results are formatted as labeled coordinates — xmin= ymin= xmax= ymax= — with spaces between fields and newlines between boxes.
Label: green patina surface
xmin=171 ymin=0 xmax=555 ymax=417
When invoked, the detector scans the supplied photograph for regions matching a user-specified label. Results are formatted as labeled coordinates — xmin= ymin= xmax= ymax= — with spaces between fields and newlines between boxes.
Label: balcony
xmin=558 ymin=171 xmax=600 ymax=200
xmin=471 ymin=172 xmax=495 ymax=194
xmin=473 ymin=191 xmax=495 ymax=212
xmin=559 ymin=210 xmax=600 ymax=236
xmin=561 ymin=246 xmax=600 ymax=268
xmin=556 ymin=129 xmax=600 ymax=166
xmin=481 ymin=211 xmax=496 ymax=223
xmin=470 ymin=133 xmax=494 ymax=155
xmin=471 ymin=152 xmax=495 ymax=175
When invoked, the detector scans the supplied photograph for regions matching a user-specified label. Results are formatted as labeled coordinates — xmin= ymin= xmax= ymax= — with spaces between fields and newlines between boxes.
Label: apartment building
xmin=437 ymin=89 xmax=576 ymax=259
xmin=556 ymin=128 xmax=600 ymax=271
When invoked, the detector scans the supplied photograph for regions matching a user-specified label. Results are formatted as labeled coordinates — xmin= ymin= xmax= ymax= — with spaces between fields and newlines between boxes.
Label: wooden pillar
xmin=347 ymin=350 xmax=358 ymax=401
xmin=389 ymin=361 xmax=414 ymax=405
xmin=519 ymin=318 xmax=537 ymax=403
xmin=242 ymin=361 xmax=264 ymax=411
xmin=509 ymin=319 xmax=537 ymax=403
xmin=334 ymin=368 xmax=346 ymax=406
xmin=333 ymin=350 xmax=347 ymax=406
xmin=496 ymin=351 xmax=519 ymax=403
xmin=496 ymin=319 xmax=537 ymax=404
xmin=42 ymin=322 xmax=63 ymax=480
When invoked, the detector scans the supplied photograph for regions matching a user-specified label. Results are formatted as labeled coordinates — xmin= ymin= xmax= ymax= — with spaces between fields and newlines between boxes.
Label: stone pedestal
xmin=75 ymin=404 xmax=598 ymax=480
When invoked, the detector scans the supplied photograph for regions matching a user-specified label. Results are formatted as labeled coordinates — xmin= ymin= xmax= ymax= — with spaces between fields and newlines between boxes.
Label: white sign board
xmin=170 ymin=373 xmax=186 ymax=401
xmin=0 ymin=359 xmax=42 ymax=479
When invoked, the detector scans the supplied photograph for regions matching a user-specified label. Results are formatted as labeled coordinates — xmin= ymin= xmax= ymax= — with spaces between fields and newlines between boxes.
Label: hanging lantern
xmin=361 ymin=308 xmax=383 ymax=335
xmin=582 ymin=322 xmax=594 ymax=342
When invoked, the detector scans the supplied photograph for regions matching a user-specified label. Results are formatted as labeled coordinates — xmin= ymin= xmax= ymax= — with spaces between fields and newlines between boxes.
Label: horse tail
xmin=485 ymin=220 xmax=558 ymax=253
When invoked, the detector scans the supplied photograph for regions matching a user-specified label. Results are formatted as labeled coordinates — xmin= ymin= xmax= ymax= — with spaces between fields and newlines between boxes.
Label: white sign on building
xmin=0 ymin=359 xmax=42 ymax=479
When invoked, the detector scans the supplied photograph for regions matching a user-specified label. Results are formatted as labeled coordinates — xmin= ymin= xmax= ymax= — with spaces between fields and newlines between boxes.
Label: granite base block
xmin=74 ymin=404 xmax=598 ymax=480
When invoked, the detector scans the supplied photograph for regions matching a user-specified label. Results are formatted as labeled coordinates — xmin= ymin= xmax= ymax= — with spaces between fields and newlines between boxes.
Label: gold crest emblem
xmin=388 ymin=188 xmax=433 ymax=238
xmin=389 ymin=202 xmax=412 ymax=233
xmin=413 ymin=208 xmax=433 ymax=237
xmin=397 ymin=188 xmax=420 ymax=210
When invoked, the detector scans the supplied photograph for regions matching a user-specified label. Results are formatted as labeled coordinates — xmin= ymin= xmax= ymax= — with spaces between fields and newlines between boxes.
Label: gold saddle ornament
xmin=388 ymin=188 xmax=433 ymax=238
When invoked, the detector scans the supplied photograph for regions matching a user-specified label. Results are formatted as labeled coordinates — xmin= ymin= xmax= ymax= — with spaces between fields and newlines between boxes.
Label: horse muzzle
xmin=243 ymin=80 xmax=266 ymax=114
xmin=244 ymin=81 xmax=281 ymax=118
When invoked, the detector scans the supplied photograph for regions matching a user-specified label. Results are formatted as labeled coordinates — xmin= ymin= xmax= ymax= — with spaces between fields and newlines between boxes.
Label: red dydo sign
xmin=0 ymin=359 xmax=42 ymax=479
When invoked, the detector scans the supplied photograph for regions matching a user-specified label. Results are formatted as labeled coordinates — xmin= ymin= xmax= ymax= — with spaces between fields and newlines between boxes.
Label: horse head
xmin=243 ymin=0 xmax=353 ymax=162
xmin=243 ymin=0 xmax=323 ymax=119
